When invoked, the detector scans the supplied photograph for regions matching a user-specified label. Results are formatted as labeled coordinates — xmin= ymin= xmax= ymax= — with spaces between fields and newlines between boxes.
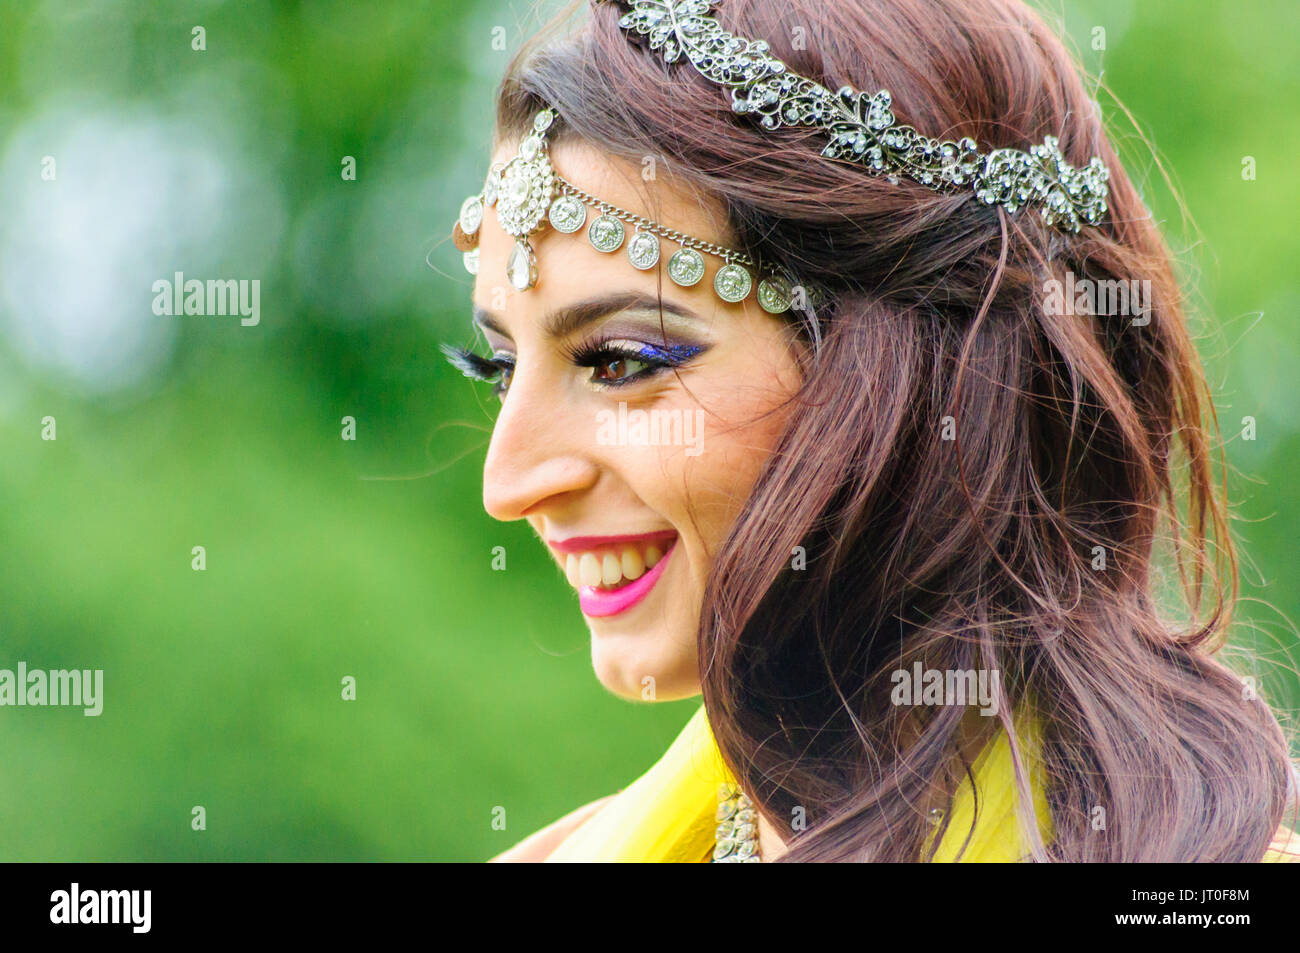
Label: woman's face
xmin=471 ymin=137 xmax=803 ymax=701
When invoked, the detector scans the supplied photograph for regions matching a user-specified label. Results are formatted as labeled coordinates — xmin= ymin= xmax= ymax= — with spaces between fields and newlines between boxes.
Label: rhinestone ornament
xmin=483 ymin=166 xmax=501 ymax=206
xmin=495 ymin=160 xmax=553 ymax=238
xmin=483 ymin=114 xmax=558 ymax=291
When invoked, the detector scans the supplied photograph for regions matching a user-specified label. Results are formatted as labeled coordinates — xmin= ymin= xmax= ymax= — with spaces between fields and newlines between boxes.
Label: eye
xmin=590 ymin=353 xmax=652 ymax=384
xmin=568 ymin=338 xmax=706 ymax=389
xmin=491 ymin=357 xmax=515 ymax=396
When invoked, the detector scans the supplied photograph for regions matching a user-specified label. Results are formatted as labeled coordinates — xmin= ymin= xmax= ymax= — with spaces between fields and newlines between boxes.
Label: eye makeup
xmin=562 ymin=336 xmax=706 ymax=388
xmin=442 ymin=330 xmax=708 ymax=396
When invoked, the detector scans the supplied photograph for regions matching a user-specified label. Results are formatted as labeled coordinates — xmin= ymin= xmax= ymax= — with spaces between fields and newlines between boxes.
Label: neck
xmin=757 ymin=812 xmax=789 ymax=861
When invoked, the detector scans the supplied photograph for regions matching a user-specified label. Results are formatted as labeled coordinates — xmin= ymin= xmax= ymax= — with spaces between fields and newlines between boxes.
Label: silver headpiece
xmin=454 ymin=0 xmax=1111 ymax=314
xmin=600 ymin=0 xmax=1110 ymax=233
xmin=454 ymin=107 xmax=804 ymax=313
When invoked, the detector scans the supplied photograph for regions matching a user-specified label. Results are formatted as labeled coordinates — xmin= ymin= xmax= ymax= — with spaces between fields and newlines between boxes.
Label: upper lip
xmin=546 ymin=529 xmax=678 ymax=555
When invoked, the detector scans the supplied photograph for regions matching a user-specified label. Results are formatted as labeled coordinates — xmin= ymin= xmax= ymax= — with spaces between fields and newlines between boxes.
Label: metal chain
xmin=554 ymin=177 xmax=757 ymax=269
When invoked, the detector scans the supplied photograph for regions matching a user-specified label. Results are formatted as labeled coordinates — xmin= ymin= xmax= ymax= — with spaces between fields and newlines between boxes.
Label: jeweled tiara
xmin=599 ymin=0 xmax=1111 ymax=233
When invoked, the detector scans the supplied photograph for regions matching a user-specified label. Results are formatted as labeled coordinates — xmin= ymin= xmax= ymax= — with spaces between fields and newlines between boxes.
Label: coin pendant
xmin=548 ymin=195 xmax=587 ymax=234
xmin=452 ymin=221 xmax=477 ymax=253
xmin=588 ymin=214 xmax=625 ymax=253
xmin=627 ymin=231 xmax=660 ymax=270
xmin=714 ymin=263 xmax=753 ymax=303
xmin=458 ymin=195 xmax=483 ymax=236
xmin=667 ymin=248 xmax=706 ymax=287
xmin=757 ymin=275 xmax=793 ymax=313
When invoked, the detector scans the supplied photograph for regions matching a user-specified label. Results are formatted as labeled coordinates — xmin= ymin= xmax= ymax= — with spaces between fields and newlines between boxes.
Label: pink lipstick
xmin=547 ymin=531 xmax=678 ymax=618
xmin=577 ymin=539 xmax=676 ymax=617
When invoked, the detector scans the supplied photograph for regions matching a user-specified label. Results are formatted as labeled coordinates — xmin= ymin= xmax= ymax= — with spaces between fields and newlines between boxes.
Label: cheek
xmin=651 ymin=358 xmax=801 ymax=561
xmin=691 ymin=400 xmax=792 ymax=549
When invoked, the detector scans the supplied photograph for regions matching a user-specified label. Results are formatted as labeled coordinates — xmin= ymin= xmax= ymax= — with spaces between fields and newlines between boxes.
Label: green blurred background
xmin=0 ymin=0 xmax=1296 ymax=860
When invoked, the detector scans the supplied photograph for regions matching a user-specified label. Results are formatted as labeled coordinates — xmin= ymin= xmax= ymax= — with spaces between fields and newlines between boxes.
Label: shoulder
xmin=489 ymin=794 xmax=619 ymax=863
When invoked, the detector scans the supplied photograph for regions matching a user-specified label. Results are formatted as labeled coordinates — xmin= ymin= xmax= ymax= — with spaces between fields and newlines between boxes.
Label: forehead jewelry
xmin=453 ymin=107 xmax=804 ymax=314
xmin=597 ymin=0 xmax=1110 ymax=234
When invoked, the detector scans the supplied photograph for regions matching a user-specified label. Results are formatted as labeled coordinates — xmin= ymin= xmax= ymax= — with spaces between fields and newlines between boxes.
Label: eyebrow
xmin=472 ymin=291 xmax=701 ymax=341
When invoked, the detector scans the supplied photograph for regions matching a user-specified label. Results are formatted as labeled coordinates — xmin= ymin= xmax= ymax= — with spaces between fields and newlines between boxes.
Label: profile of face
xmin=470 ymin=137 xmax=804 ymax=701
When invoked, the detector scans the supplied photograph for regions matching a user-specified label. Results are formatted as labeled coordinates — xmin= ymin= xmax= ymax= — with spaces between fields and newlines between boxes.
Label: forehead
xmin=470 ymin=134 xmax=738 ymax=323
xmin=533 ymin=136 xmax=731 ymax=239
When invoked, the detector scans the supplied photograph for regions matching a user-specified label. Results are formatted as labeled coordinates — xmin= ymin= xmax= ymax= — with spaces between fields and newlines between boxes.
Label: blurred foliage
xmin=0 ymin=0 xmax=1295 ymax=860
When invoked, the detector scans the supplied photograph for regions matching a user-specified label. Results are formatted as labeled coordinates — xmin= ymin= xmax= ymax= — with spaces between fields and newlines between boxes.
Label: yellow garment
xmin=545 ymin=704 xmax=1300 ymax=862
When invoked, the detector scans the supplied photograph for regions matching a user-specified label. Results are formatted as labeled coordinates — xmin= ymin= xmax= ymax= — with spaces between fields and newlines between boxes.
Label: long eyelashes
xmin=441 ymin=343 xmax=515 ymax=396
xmin=442 ymin=336 xmax=706 ymax=396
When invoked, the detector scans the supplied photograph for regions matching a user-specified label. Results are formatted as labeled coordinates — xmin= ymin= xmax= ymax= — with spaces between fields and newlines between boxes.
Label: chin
xmin=589 ymin=631 xmax=700 ymax=702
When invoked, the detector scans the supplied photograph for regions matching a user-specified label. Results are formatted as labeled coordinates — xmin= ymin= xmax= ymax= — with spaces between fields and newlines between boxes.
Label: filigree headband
xmin=598 ymin=0 xmax=1110 ymax=233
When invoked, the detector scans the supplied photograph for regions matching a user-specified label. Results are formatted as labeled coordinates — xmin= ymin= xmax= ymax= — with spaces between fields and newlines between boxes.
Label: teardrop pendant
xmin=507 ymin=239 xmax=537 ymax=290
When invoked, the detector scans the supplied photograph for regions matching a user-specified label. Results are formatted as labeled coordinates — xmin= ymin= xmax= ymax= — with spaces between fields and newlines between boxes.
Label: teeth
xmin=620 ymin=547 xmax=644 ymax=581
xmin=561 ymin=539 xmax=671 ymax=590
xmin=578 ymin=553 xmax=602 ymax=588
xmin=601 ymin=553 xmax=622 ymax=586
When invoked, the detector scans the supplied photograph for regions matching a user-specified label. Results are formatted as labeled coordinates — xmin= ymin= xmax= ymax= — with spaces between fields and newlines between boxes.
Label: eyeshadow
xmin=632 ymin=342 xmax=705 ymax=364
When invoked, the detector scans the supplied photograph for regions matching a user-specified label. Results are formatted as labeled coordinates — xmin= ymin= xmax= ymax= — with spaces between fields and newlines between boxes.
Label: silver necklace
xmin=712 ymin=783 xmax=760 ymax=862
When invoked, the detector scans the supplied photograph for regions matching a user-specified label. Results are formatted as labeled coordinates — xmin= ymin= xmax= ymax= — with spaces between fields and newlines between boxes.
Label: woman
xmin=446 ymin=0 xmax=1299 ymax=861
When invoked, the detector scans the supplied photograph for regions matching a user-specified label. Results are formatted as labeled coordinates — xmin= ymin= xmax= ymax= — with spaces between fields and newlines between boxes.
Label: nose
xmin=481 ymin=372 xmax=600 ymax=522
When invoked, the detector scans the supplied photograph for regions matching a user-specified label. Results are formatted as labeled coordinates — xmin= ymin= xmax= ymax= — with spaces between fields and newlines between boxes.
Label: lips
xmin=548 ymin=531 xmax=678 ymax=618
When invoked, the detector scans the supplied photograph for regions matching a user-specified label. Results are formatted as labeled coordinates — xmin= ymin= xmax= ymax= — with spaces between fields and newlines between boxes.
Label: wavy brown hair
xmin=492 ymin=0 xmax=1297 ymax=860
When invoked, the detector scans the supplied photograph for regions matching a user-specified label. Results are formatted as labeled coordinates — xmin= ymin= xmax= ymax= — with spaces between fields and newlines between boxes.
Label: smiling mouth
xmin=550 ymin=531 xmax=678 ymax=618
